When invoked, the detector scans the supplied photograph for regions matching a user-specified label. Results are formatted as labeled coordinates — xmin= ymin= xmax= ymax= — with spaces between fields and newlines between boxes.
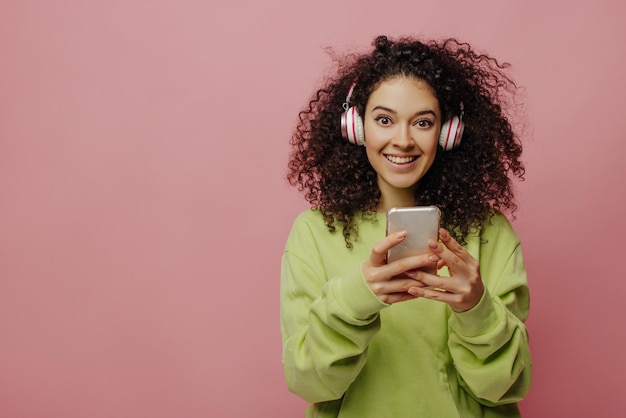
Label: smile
xmin=385 ymin=155 xmax=418 ymax=164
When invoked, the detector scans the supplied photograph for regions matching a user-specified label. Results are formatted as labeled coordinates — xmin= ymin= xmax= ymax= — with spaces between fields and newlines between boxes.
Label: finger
xmin=370 ymin=277 xmax=426 ymax=295
xmin=387 ymin=253 xmax=440 ymax=278
xmin=408 ymin=281 xmax=483 ymax=312
xmin=369 ymin=230 xmax=407 ymax=267
xmin=427 ymin=238 xmax=461 ymax=276
xmin=384 ymin=291 xmax=420 ymax=304
xmin=412 ymin=271 xmax=461 ymax=294
xmin=436 ymin=258 xmax=447 ymax=270
xmin=408 ymin=285 xmax=460 ymax=303
xmin=372 ymin=278 xmax=426 ymax=304
xmin=427 ymin=232 xmax=476 ymax=277
xmin=438 ymin=228 xmax=475 ymax=265
xmin=364 ymin=252 xmax=438 ymax=288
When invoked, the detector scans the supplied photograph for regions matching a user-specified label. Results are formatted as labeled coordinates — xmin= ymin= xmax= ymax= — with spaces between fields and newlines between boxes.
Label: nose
xmin=392 ymin=124 xmax=414 ymax=148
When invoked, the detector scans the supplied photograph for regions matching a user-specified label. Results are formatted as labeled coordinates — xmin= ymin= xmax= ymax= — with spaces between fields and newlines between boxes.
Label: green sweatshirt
xmin=280 ymin=209 xmax=531 ymax=418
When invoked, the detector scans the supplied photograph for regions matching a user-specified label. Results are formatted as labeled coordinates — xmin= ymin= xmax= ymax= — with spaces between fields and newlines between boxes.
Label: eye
xmin=414 ymin=119 xmax=434 ymax=128
xmin=375 ymin=116 xmax=393 ymax=126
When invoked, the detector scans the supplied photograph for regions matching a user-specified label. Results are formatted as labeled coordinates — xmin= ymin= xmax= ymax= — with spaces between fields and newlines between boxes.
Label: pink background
xmin=1 ymin=1 xmax=625 ymax=417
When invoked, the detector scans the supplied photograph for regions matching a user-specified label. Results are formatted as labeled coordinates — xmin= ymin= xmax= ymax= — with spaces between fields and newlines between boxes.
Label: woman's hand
xmin=407 ymin=228 xmax=485 ymax=312
xmin=361 ymin=230 xmax=440 ymax=304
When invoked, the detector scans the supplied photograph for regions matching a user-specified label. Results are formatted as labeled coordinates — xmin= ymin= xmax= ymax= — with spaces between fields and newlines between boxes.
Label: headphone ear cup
xmin=341 ymin=106 xmax=365 ymax=146
xmin=439 ymin=116 xmax=464 ymax=151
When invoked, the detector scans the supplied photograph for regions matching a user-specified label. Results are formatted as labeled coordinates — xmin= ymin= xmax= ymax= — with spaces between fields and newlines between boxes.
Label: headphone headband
xmin=345 ymin=79 xmax=358 ymax=105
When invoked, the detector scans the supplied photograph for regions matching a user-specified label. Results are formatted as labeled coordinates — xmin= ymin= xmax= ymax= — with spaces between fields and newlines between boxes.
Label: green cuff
xmin=331 ymin=263 xmax=389 ymax=321
xmin=450 ymin=288 xmax=499 ymax=337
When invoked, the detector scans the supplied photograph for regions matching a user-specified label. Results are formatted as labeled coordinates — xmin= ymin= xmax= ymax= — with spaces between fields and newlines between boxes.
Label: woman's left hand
xmin=407 ymin=228 xmax=484 ymax=312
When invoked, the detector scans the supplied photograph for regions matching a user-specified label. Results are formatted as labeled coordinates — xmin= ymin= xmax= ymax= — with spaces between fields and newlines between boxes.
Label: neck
xmin=376 ymin=191 xmax=417 ymax=212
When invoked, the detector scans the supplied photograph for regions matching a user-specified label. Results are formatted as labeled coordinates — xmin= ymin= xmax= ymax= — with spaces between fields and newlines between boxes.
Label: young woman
xmin=281 ymin=35 xmax=531 ymax=417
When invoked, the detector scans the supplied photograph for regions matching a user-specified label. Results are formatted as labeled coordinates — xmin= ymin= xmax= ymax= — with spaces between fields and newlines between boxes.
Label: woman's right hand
xmin=361 ymin=230 xmax=440 ymax=304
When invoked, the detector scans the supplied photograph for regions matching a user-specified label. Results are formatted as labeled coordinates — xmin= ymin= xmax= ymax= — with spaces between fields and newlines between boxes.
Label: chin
xmin=389 ymin=175 xmax=423 ymax=190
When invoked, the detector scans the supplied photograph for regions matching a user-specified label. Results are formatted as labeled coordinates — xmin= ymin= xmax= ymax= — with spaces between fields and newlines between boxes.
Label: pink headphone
xmin=340 ymin=80 xmax=464 ymax=151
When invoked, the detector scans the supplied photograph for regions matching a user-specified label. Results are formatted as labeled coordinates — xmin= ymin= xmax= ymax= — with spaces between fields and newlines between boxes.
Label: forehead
xmin=367 ymin=76 xmax=439 ymax=110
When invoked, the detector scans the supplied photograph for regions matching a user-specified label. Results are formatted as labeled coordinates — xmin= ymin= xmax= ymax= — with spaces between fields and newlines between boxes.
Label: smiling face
xmin=363 ymin=76 xmax=441 ymax=210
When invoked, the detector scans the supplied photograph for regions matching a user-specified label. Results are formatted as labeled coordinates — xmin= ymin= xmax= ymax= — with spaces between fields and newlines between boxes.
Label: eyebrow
xmin=371 ymin=105 xmax=437 ymax=118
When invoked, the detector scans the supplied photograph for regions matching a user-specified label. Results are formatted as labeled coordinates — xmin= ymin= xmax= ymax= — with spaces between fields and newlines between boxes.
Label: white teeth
xmin=386 ymin=155 xmax=417 ymax=164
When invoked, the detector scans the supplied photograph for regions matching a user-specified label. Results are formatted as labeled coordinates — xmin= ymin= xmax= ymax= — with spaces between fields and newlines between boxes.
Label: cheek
xmin=419 ymin=138 xmax=439 ymax=168
xmin=419 ymin=133 xmax=440 ymax=154
xmin=423 ymin=155 xmax=438 ymax=173
xmin=363 ymin=119 xmax=390 ymax=143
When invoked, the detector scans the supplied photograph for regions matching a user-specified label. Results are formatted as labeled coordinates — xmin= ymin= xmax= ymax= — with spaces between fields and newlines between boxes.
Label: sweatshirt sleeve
xmin=447 ymin=215 xmax=532 ymax=406
xmin=280 ymin=215 xmax=388 ymax=403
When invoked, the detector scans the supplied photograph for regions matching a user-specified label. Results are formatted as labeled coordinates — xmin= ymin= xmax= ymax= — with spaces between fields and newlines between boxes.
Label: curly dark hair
xmin=287 ymin=35 xmax=525 ymax=247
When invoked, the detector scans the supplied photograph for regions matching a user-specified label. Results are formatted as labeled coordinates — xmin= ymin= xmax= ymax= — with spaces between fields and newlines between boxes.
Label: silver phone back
xmin=386 ymin=206 xmax=440 ymax=264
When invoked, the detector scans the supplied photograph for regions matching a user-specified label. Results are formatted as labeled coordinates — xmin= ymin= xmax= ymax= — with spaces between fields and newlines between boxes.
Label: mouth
xmin=385 ymin=154 xmax=418 ymax=165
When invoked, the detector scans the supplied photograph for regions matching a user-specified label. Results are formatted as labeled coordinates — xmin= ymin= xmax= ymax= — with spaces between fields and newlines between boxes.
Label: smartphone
xmin=386 ymin=206 xmax=440 ymax=274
